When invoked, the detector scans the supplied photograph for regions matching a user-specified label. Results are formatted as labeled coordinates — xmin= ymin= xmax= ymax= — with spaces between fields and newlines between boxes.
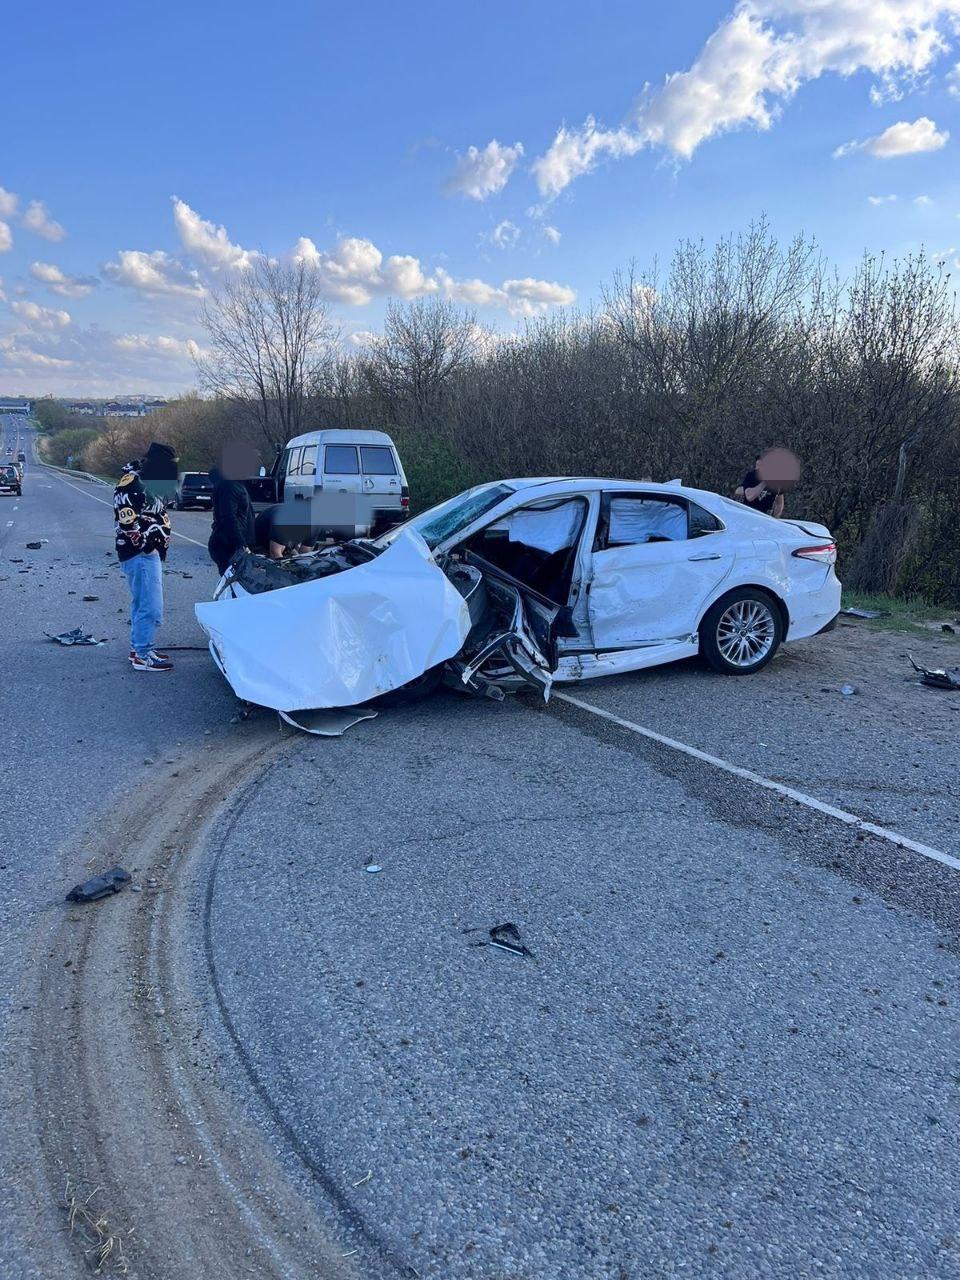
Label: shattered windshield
xmin=379 ymin=482 xmax=515 ymax=550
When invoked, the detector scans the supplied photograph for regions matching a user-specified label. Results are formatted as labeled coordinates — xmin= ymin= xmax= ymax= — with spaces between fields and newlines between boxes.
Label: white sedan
xmin=196 ymin=477 xmax=841 ymax=712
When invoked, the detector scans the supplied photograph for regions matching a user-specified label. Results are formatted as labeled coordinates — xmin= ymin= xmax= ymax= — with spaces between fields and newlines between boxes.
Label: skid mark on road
xmin=555 ymin=690 xmax=960 ymax=874
xmin=48 ymin=469 xmax=208 ymax=548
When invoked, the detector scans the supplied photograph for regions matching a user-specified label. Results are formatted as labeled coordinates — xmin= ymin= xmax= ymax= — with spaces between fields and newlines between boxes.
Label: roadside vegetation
xmin=32 ymin=220 xmax=960 ymax=604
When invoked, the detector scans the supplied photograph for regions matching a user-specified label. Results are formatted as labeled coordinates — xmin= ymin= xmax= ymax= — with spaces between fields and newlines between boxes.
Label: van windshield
xmin=377 ymin=482 xmax=515 ymax=551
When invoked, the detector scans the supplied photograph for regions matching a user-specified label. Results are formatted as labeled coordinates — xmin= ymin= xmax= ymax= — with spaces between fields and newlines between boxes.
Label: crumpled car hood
xmin=194 ymin=529 xmax=471 ymax=711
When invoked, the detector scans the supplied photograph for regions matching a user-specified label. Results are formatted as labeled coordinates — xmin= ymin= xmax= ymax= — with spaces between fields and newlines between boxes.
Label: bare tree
xmin=362 ymin=298 xmax=481 ymax=421
xmin=197 ymin=257 xmax=337 ymax=454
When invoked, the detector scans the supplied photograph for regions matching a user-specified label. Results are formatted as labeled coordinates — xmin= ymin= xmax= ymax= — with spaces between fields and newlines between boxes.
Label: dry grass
xmin=63 ymin=1174 xmax=132 ymax=1274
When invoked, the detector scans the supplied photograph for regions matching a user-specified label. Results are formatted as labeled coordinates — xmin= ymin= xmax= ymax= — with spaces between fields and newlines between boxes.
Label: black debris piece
xmin=25 ymin=541 xmax=44 ymax=550
xmin=840 ymin=607 xmax=888 ymax=620
xmin=942 ymin=624 xmax=956 ymax=635
xmin=66 ymin=866 xmax=131 ymax=904
xmin=909 ymin=654 xmax=960 ymax=691
xmin=82 ymin=595 xmax=99 ymax=602
xmin=488 ymin=922 xmax=534 ymax=958
xmin=46 ymin=628 xmax=106 ymax=647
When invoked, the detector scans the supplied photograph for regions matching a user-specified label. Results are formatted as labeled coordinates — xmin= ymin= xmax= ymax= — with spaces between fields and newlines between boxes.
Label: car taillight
xmin=793 ymin=543 xmax=836 ymax=565
xmin=401 ymin=496 xmax=409 ymax=508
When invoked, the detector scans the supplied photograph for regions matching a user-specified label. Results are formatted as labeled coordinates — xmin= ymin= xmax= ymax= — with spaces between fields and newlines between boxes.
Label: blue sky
xmin=3 ymin=0 xmax=960 ymax=395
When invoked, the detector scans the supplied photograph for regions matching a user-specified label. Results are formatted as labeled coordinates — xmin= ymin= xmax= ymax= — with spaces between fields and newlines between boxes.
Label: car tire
xmin=368 ymin=663 xmax=445 ymax=707
xmin=700 ymin=588 xmax=782 ymax=675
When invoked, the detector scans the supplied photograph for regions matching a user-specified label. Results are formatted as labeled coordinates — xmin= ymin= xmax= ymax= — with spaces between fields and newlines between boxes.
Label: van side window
xmin=360 ymin=446 xmax=397 ymax=475
xmin=300 ymin=444 xmax=318 ymax=477
xmin=324 ymin=445 xmax=359 ymax=475
xmin=285 ymin=447 xmax=303 ymax=477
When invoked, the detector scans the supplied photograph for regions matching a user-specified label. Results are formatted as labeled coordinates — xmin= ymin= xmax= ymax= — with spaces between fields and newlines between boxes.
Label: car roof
xmin=285 ymin=429 xmax=396 ymax=448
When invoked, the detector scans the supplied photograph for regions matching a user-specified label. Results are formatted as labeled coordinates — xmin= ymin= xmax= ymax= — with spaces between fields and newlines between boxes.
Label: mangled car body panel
xmin=195 ymin=530 xmax=473 ymax=711
xmin=197 ymin=477 xmax=842 ymax=711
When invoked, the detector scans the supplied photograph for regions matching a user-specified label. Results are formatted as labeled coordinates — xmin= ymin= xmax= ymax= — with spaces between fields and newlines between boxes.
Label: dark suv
xmin=171 ymin=472 xmax=214 ymax=510
xmin=0 ymin=464 xmax=21 ymax=497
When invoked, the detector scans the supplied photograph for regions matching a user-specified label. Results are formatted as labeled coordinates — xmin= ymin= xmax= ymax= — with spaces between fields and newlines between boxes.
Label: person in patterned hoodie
xmin=114 ymin=441 xmax=176 ymax=672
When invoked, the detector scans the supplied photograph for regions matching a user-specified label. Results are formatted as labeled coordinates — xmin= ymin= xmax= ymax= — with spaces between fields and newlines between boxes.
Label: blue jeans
xmin=121 ymin=552 xmax=163 ymax=658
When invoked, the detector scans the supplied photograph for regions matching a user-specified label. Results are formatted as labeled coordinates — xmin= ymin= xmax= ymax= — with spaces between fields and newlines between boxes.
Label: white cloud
xmin=543 ymin=225 xmax=562 ymax=245
xmin=0 ymin=221 xmax=11 ymax=253
xmin=0 ymin=278 xmax=5 ymax=302
xmin=948 ymin=61 xmax=960 ymax=94
xmin=22 ymin=199 xmax=66 ymax=241
xmin=533 ymin=119 xmax=643 ymax=198
xmin=29 ymin=261 xmax=99 ymax=298
xmin=533 ymin=2 xmax=960 ymax=194
xmin=914 ymin=193 xmax=933 ymax=204
xmin=115 ymin=333 xmax=206 ymax=360
xmin=11 ymin=299 xmax=71 ymax=329
xmin=172 ymin=197 xmax=258 ymax=271
xmin=867 ymin=194 xmax=898 ymax=204
xmin=103 ymin=248 xmax=206 ymax=299
xmin=437 ymin=268 xmax=575 ymax=316
xmin=346 ymin=329 xmax=378 ymax=348
xmin=491 ymin=220 xmax=520 ymax=249
xmin=293 ymin=235 xmax=439 ymax=305
xmin=834 ymin=116 xmax=949 ymax=158
xmin=444 ymin=140 xmax=524 ymax=200
xmin=0 ymin=187 xmax=18 ymax=218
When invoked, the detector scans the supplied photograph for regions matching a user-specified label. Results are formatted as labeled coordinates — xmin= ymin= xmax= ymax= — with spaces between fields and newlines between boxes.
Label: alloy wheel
xmin=716 ymin=598 xmax=776 ymax=668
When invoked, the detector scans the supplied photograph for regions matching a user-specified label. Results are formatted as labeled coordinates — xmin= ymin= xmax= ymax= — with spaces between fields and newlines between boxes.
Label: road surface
xmin=1 ymin=412 xmax=957 ymax=1279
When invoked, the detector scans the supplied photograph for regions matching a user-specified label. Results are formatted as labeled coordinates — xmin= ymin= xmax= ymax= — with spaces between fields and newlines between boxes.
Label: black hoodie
xmin=208 ymin=466 xmax=255 ymax=563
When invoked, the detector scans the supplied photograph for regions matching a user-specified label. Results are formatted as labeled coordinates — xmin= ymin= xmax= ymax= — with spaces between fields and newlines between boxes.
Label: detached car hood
xmin=195 ymin=529 xmax=472 ymax=711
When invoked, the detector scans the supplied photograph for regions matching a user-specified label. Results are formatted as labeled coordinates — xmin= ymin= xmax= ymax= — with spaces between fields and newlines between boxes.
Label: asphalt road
xmin=2 ymin=412 xmax=959 ymax=1279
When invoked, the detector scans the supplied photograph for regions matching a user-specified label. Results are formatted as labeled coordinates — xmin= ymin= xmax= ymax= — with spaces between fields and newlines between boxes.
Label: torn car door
xmin=445 ymin=556 xmax=561 ymax=698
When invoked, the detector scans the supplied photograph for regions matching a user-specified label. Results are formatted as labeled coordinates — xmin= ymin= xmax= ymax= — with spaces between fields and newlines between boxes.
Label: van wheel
xmin=369 ymin=664 xmax=444 ymax=707
xmin=700 ymin=589 xmax=782 ymax=674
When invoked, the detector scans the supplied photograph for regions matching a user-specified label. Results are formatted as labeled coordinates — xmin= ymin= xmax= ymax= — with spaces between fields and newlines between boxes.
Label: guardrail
xmin=40 ymin=461 xmax=111 ymax=487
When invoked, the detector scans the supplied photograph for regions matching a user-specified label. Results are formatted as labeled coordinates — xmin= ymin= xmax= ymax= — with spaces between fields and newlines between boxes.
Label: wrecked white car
xmin=194 ymin=478 xmax=841 ymax=713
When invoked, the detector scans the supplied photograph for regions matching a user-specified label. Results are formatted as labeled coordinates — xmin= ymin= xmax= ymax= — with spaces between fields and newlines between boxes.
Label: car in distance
xmin=17 ymin=451 xmax=26 ymax=464
xmin=170 ymin=472 xmax=214 ymax=510
xmin=197 ymin=477 xmax=841 ymax=713
xmin=0 ymin=464 xmax=22 ymax=496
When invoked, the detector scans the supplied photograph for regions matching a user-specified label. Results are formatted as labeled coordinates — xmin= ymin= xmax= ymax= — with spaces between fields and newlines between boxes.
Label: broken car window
xmin=607 ymin=497 xmax=688 ymax=545
xmin=393 ymin=483 xmax=516 ymax=550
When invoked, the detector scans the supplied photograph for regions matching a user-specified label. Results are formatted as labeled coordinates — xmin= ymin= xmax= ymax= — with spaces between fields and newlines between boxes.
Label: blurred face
xmin=220 ymin=440 xmax=259 ymax=481
xmin=756 ymin=448 xmax=801 ymax=491
xmin=140 ymin=449 xmax=178 ymax=502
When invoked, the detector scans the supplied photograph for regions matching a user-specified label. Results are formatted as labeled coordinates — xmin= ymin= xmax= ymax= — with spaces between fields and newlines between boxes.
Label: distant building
xmin=68 ymin=401 xmax=97 ymax=415
xmin=142 ymin=399 xmax=168 ymax=414
xmin=102 ymin=401 xmax=145 ymax=418
xmin=0 ymin=398 xmax=31 ymax=415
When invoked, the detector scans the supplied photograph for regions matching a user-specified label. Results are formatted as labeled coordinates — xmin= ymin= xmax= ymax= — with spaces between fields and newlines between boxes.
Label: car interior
xmin=463 ymin=497 xmax=589 ymax=606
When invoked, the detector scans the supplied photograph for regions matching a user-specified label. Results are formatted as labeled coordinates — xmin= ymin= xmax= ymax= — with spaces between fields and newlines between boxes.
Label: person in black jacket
xmin=208 ymin=442 xmax=257 ymax=574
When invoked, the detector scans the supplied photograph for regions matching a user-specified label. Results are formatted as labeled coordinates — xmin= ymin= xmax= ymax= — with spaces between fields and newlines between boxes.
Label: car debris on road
xmin=65 ymin=866 xmax=131 ymax=903
xmin=46 ymin=628 xmax=107 ymax=646
xmin=909 ymin=654 xmax=960 ymax=690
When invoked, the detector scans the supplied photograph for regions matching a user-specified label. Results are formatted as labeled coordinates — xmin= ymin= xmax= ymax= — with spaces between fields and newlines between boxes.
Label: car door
xmin=587 ymin=492 xmax=735 ymax=647
xmin=284 ymin=445 xmax=316 ymax=505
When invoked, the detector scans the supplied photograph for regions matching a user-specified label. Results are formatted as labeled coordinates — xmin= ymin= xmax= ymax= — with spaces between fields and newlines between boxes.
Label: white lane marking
xmin=50 ymin=472 xmax=208 ymax=548
xmin=555 ymin=690 xmax=960 ymax=874
xmin=5 ymin=520 xmax=12 ymax=527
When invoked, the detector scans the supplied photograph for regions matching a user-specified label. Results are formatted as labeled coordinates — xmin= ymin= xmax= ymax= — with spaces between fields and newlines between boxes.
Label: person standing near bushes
xmin=114 ymin=441 xmax=176 ymax=672
xmin=208 ymin=441 xmax=257 ymax=575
